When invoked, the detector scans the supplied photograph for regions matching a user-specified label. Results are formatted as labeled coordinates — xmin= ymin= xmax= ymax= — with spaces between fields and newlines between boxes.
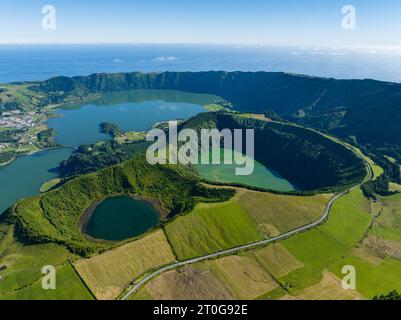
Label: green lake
xmin=84 ymin=196 xmax=160 ymax=241
xmin=195 ymin=149 xmax=296 ymax=191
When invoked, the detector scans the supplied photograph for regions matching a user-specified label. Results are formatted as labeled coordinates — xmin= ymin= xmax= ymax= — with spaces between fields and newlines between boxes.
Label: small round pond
xmin=84 ymin=196 xmax=161 ymax=241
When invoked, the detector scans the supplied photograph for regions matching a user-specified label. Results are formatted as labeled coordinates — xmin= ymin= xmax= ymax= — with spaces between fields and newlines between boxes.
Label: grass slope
xmin=0 ymin=224 xmax=92 ymax=300
xmin=236 ymin=190 xmax=330 ymax=235
xmin=280 ymin=189 xmax=372 ymax=291
xmin=8 ymin=155 xmax=233 ymax=256
xmin=165 ymin=200 xmax=262 ymax=260
xmin=1 ymin=263 xmax=94 ymax=300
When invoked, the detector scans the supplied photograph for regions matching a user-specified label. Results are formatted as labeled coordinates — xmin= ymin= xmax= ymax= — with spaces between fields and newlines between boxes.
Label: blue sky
xmin=0 ymin=0 xmax=400 ymax=46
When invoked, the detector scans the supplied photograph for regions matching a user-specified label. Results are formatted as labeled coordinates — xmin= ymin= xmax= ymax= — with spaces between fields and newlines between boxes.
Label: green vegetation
xmin=99 ymin=122 xmax=121 ymax=138
xmin=7 ymin=154 xmax=234 ymax=256
xmin=374 ymin=290 xmax=401 ymax=300
xmin=236 ymin=191 xmax=329 ymax=236
xmin=182 ymin=112 xmax=366 ymax=191
xmin=276 ymin=189 xmax=401 ymax=299
xmin=58 ymin=112 xmax=366 ymax=192
xmin=0 ymin=152 xmax=16 ymax=166
xmin=36 ymin=128 xmax=57 ymax=149
xmin=369 ymin=193 xmax=401 ymax=243
xmin=280 ymin=189 xmax=372 ymax=290
xmin=3 ymin=71 xmax=401 ymax=300
xmin=0 ymin=223 xmax=93 ymax=300
xmin=361 ymin=150 xmax=400 ymax=199
xmin=74 ymin=230 xmax=175 ymax=300
xmin=31 ymin=71 xmax=401 ymax=148
xmin=114 ymin=131 xmax=147 ymax=144
xmin=39 ymin=178 xmax=62 ymax=193
xmin=0 ymin=83 xmax=45 ymax=113
xmin=165 ymin=200 xmax=262 ymax=260
xmin=59 ymin=140 xmax=149 ymax=177
xmin=1 ymin=263 xmax=94 ymax=300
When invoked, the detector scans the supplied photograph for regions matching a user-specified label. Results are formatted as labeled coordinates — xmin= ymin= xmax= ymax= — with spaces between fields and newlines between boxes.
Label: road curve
xmin=121 ymin=149 xmax=373 ymax=300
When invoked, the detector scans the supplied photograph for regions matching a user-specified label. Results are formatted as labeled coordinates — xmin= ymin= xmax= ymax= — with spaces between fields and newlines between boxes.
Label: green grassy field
xmin=370 ymin=193 xmax=401 ymax=243
xmin=1 ymin=263 xmax=94 ymax=300
xmin=0 ymin=224 xmax=93 ymax=300
xmin=138 ymin=188 xmax=401 ymax=300
xmin=353 ymin=148 xmax=383 ymax=179
xmin=280 ymin=189 xmax=372 ymax=291
xmin=278 ymin=188 xmax=401 ymax=298
xmin=236 ymin=191 xmax=330 ymax=235
xmin=165 ymin=200 xmax=263 ymax=260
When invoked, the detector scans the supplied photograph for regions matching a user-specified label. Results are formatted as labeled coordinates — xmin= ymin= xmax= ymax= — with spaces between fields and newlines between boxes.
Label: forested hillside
xmin=30 ymin=71 xmax=401 ymax=147
xmin=180 ymin=112 xmax=366 ymax=191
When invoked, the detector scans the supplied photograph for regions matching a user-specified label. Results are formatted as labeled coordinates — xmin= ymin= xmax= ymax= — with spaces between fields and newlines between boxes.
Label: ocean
xmin=1 ymin=44 xmax=401 ymax=83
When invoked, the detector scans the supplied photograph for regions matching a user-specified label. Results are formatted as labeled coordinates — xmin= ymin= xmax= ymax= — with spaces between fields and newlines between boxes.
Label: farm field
xmin=369 ymin=193 xmax=401 ymax=244
xmin=209 ymin=255 xmax=278 ymax=299
xmin=249 ymin=243 xmax=304 ymax=278
xmin=133 ymin=188 xmax=401 ymax=300
xmin=164 ymin=189 xmax=332 ymax=260
xmin=131 ymin=253 xmax=281 ymax=300
xmin=1 ymin=263 xmax=94 ymax=300
xmin=279 ymin=189 xmax=401 ymax=299
xmin=0 ymin=224 xmax=92 ymax=300
xmin=280 ymin=270 xmax=365 ymax=300
xmin=74 ymin=230 xmax=176 ymax=300
xmin=236 ymin=191 xmax=330 ymax=236
xmin=279 ymin=189 xmax=372 ymax=292
xmin=130 ymin=243 xmax=305 ymax=301
xmin=165 ymin=200 xmax=263 ymax=260
xmin=131 ymin=266 xmax=234 ymax=300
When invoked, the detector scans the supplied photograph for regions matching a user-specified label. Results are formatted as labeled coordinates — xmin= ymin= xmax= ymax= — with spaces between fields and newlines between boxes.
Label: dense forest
xmin=99 ymin=122 xmax=121 ymax=138
xmin=361 ymin=145 xmax=401 ymax=199
xmin=59 ymin=140 xmax=149 ymax=177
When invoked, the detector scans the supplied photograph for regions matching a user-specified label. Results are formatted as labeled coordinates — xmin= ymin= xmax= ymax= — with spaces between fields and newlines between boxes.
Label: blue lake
xmin=0 ymin=90 xmax=215 ymax=213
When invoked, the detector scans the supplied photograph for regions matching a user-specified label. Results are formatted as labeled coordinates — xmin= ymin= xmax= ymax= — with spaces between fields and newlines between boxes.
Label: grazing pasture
xmin=165 ymin=200 xmax=262 ymax=260
xmin=236 ymin=191 xmax=330 ymax=235
xmin=74 ymin=230 xmax=175 ymax=300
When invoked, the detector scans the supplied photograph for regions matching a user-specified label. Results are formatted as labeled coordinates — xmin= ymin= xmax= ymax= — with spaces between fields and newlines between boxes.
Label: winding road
xmin=120 ymin=146 xmax=374 ymax=300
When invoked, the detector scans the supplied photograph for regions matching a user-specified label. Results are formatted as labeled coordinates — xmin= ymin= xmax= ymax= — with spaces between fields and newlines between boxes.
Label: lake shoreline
xmin=78 ymin=193 xmax=170 ymax=243
xmin=0 ymin=144 xmax=76 ymax=168
xmin=0 ymin=156 xmax=16 ymax=167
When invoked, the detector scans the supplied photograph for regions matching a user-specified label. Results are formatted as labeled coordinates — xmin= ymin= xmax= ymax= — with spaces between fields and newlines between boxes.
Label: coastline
xmin=78 ymin=194 xmax=170 ymax=243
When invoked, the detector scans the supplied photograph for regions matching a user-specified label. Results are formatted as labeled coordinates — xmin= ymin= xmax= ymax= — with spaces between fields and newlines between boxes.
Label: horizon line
xmin=0 ymin=42 xmax=401 ymax=50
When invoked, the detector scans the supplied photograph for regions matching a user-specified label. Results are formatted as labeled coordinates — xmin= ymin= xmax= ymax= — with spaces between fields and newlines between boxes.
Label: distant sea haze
xmin=1 ymin=44 xmax=401 ymax=83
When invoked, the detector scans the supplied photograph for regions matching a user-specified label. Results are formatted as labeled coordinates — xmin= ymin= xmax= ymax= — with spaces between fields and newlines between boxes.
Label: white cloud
xmin=153 ymin=56 xmax=177 ymax=62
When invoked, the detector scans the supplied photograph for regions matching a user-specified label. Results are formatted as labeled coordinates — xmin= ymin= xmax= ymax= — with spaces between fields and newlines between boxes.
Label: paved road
xmin=120 ymin=149 xmax=373 ymax=300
